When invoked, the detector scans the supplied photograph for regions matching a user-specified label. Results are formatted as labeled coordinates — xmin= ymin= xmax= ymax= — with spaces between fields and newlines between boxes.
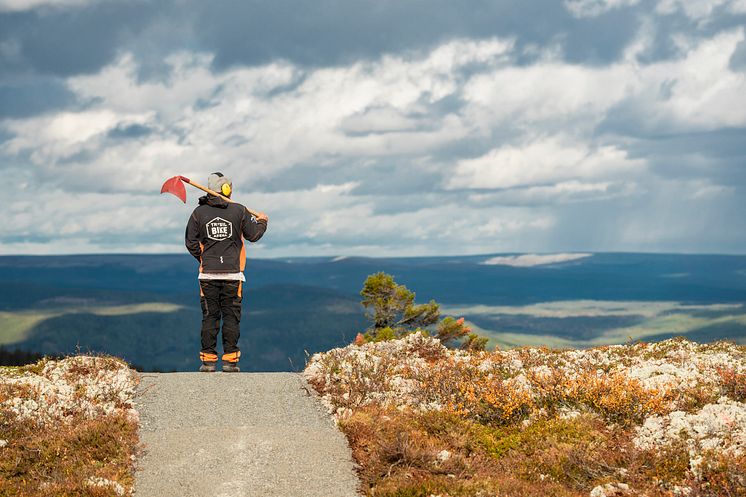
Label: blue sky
xmin=1 ymin=0 xmax=744 ymax=256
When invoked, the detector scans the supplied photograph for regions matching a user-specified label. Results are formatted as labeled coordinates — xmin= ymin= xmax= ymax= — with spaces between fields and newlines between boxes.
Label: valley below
xmin=1 ymin=252 xmax=744 ymax=371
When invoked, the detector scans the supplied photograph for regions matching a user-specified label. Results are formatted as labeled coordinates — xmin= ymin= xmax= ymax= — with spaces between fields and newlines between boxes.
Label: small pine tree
xmin=360 ymin=272 xmax=439 ymax=331
xmin=461 ymin=333 xmax=489 ymax=351
xmin=359 ymin=272 xmax=485 ymax=348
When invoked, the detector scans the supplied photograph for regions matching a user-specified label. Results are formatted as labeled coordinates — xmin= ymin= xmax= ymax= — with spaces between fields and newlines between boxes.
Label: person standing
xmin=184 ymin=172 xmax=268 ymax=372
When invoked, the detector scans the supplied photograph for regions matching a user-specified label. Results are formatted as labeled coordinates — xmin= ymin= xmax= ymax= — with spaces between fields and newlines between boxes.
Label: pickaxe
xmin=160 ymin=175 xmax=261 ymax=218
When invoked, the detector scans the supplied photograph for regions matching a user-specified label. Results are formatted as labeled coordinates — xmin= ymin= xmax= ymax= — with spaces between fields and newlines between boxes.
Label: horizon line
xmin=1 ymin=250 xmax=746 ymax=259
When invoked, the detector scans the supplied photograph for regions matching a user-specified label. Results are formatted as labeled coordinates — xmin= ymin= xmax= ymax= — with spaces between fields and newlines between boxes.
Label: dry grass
xmin=340 ymin=407 xmax=654 ymax=497
xmin=0 ymin=412 xmax=138 ymax=496
xmin=340 ymin=405 xmax=745 ymax=497
xmin=306 ymin=334 xmax=746 ymax=496
xmin=718 ymin=366 xmax=746 ymax=403
xmin=686 ymin=450 xmax=746 ymax=496
xmin=0 ymin=355 xmax=140 ymax=496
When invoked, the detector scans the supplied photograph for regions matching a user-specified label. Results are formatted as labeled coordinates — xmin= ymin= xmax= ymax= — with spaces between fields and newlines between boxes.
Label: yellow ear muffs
xmin=221 ymin=183 xmax=232 ymax=197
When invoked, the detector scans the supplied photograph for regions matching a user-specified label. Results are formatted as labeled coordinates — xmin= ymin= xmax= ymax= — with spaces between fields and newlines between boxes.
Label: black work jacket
xmin=185 ymin=195 xmax=267 ymax=273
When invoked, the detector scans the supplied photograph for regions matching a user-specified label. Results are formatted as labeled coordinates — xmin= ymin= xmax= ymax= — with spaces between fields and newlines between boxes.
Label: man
xmin=185 ymin=172 xmax=268 ymax=372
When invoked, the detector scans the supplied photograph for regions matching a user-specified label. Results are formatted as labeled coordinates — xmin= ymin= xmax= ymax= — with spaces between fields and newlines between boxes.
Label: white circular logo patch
xmin=205 ymin=217 xmax=233 ymax=241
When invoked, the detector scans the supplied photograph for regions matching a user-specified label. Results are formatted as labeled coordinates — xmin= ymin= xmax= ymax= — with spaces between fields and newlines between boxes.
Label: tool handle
xmin=181 ymin=176 xmax=262 ymax=219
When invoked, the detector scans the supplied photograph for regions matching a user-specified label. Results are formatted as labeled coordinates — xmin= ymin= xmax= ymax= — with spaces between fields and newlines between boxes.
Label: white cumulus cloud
xmin=0 ymin=0 xmax=102 ymax=12
xmin=1 ymin=22 xmax=744 ymax=255
xmin=447 ymin=137 xmax=645 ymax=190
xmin=564 ymin=0 xmax=641 ymax=18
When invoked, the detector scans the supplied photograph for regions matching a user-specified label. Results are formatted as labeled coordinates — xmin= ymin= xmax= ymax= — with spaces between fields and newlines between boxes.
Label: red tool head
xmin=160 ymin=176 xmax=188 ymax=203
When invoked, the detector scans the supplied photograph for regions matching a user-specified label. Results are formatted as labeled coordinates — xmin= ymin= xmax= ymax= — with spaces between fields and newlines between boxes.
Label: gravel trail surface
xmin=134 ymin=372 xmax=360 ymax=497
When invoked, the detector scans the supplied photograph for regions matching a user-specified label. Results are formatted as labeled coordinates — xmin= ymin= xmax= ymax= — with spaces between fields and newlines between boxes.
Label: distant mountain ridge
xmin=1 ymin=252 xmax=744 ymax=370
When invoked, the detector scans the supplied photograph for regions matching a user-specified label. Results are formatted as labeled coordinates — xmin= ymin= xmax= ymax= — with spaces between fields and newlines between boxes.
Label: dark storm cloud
xmin=731 ymin=38 xmax=746 ymax=71
xmin=627 ymin=128 xmax=746 ymax=161
xmin=191 ymin=0 xmax=641 ymax=69
xmin=0 ymin=0 xmax=648 ymax=82
xmin=107 ymin=123 xmax=154 ymax=140
xmin=4 ymin=0 xmax=737 ymax=85
xmin=245 ymin=158 xmax=444 ymax=197
xmin=180 ymin=0 xmax=736 ymax=71
xmin=243 ymin=163 xmax=345 ymax=193
xmin=636 ymin=8 xmax=746 ymax=64
xmin=0 ymin=78 xmax=75 ymax=118
xmin=615 ymin=128 xmax=746 ymax=188
xmin=558 ymin=7 xmax=642 ymax=64
xmin=0 ymin=1 xmax=165 ymax=78
xmin=346 ymin=162 xmax=446 ymax=197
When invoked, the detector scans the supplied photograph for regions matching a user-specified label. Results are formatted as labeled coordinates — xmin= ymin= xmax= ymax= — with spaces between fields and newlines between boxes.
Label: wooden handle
xmin=182 ymin=176 xmax=262 ymax=218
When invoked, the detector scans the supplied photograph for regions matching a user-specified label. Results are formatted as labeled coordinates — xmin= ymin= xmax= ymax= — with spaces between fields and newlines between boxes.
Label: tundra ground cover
xmin=0 ymin=356 xmax=139 ymax=496
xmin=305 ymin=334 xmax=746 ymax=496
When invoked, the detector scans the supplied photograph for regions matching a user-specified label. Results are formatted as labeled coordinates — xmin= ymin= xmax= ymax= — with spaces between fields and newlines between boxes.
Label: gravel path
xmin=134 ymin=372 xmax=360 ymax=497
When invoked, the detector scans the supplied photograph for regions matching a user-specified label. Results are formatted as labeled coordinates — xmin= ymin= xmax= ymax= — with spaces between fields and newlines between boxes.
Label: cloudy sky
xmin=1 ymin=0 xmax=744 ymax=257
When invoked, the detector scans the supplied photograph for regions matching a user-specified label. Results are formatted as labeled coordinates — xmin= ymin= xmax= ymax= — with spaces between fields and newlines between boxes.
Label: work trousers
xmin=198 ymin=279 xmax=242 ymax=363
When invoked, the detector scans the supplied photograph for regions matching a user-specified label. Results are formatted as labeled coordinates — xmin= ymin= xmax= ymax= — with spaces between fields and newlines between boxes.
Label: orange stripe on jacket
xmin=240 ymin=238 xmax=246 ymax=272
xmin=198 ymin=242 xmax=206 ymax=296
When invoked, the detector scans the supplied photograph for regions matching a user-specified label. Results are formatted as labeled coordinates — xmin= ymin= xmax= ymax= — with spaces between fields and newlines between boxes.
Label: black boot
xmin=199 ymin=361 xmax=217 ymax=372
xmin=222 ymin=362 xmax=240 ymax=373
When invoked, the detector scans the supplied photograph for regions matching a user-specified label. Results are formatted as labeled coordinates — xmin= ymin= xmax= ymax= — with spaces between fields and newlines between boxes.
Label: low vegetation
xmin=0 ymin=355 xmax=139 ymax=496
xmin=306 ymin=334 xmax=746 ymax=496
xmin=305 ymin=274 xmax=746 ymax=496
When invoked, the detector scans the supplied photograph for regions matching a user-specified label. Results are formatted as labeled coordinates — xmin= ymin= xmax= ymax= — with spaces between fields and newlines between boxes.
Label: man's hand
xmin=255 ymin=211 xmax=269 ymax=223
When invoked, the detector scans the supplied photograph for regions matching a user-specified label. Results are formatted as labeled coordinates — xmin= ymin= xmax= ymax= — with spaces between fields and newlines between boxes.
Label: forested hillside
xmin=1 ymin=253 xmax=744 ymax=371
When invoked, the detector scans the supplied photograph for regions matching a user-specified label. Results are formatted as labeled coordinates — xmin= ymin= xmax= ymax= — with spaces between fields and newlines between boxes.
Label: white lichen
xmin=85 ymin=476 xmax=126 ymax=496
xmin=305 ymin=333 xmax=746 ymax=489
xmin=634 ymin=397 xmax=746 ymax=476
xmin=0 ymin=356 xmax=139 ymax=426
xmin=589 ymin=482 xmax=632 ymax=497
